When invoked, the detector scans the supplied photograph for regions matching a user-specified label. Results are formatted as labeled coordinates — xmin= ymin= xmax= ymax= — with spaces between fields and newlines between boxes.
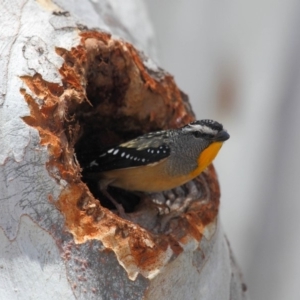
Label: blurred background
xmin=144 ymin=1 xmax=300 ymax=299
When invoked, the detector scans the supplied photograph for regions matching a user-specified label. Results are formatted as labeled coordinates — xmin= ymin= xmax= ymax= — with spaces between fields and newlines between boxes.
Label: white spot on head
xmin=113 ymin=149 xmax=119 ymax=155
xmin=89 ymin=160 xmax=98 ymax=167
xmin=107 ymin=148 xmax=114 ymax=153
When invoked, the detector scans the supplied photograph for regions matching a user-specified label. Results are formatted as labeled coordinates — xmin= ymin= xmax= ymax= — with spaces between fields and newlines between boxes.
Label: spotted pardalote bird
xmin=82 ymin=120 xmax=229 ymax=214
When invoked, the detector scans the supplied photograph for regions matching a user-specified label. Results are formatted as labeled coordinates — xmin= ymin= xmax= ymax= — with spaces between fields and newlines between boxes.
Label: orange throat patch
xmin=190 ymin=142 xmax=223 ymax=178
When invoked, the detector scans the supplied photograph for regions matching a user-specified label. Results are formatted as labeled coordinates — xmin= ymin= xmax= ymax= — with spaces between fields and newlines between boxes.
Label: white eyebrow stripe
xmin=187 ymin=124 xmax=217 ymax=135
xmin=189 ymin=124 xmax=204 ymax=130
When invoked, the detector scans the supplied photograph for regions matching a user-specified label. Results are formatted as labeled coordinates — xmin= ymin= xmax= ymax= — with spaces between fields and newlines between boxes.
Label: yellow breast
xmin=101 ymin=158 xmax=191 ymax=192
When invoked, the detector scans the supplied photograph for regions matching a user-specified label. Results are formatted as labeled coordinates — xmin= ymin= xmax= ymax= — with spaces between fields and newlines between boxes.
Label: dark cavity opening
xmin=72 ymin=41 xmax=162 ymax=213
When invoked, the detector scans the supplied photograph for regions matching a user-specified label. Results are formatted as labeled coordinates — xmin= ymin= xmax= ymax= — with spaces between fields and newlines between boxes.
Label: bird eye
xmin=192 ymin=131 xmax=214 ymax=139
xmin=192 ymin=131 xmax=202 ymax=138
xmin=203 ymin=133 xmax=214 ymax=139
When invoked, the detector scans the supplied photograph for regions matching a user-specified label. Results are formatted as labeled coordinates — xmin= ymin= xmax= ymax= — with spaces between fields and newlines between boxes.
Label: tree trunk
xmin=0 ymin=0 xmax=248 ymax=299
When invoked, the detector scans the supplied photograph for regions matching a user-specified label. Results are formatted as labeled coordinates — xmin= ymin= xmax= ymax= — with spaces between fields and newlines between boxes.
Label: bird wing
xmin=82 ymin=131 xmax=172 ymax=173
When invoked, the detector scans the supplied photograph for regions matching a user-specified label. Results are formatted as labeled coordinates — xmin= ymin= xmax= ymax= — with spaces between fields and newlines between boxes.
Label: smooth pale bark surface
xmin=0 ymin=0 xmax=248 ymax=299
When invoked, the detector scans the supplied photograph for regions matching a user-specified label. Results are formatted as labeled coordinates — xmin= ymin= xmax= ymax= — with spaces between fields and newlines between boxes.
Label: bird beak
xmin=214 ymin=130 xmax=230 ymax=142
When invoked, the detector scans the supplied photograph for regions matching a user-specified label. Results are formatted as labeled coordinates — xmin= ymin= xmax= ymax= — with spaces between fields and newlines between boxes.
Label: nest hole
xmin=70 ymin=40 xmax=166 ymax=214
xmin=60 ymin=36 xmax=203 ymax=227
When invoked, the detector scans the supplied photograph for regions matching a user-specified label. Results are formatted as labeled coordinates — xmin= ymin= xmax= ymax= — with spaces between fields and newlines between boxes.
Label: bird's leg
xmin=99 ymin=181 xmax=127 ymax=218
xmin=100 ymin=188 xmax=127 ymax=218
